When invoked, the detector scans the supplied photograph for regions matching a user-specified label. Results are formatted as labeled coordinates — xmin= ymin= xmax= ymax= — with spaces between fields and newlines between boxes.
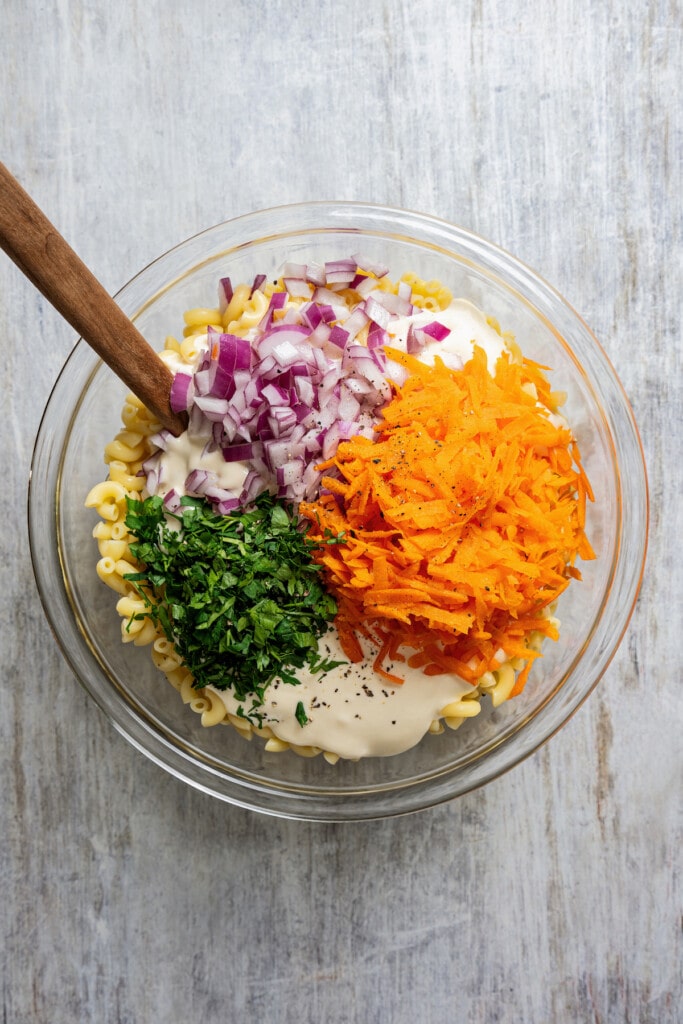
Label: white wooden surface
xmin=1 ymin=2 xmax=680 ymax=1021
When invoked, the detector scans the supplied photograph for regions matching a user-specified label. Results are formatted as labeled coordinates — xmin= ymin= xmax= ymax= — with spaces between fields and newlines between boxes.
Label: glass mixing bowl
xmin=28 ymin=202 xmax=648 ymax=820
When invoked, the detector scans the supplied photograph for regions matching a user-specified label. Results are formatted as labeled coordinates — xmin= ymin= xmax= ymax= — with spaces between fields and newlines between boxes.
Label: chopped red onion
xmin=218 ymin=277 xmax=233 ymax=314
xmin=163 ymin=488 xmax=182 ymax=513
xmin=385 ymin=358 xmax=410 ymax=387
xmin=343 ymin=376 xmax=374 ymax=395
xmin=362 ymin=296 xmax=392 ymax=331
xmin=294 ymin=375 xmax=315 ymax=407
xmin=300 ymin=302 xmax=322 ymax=331
xmin=193 ymin=368 xmax=212 ymax=397
xmin=203 ymin=483 xmax=239 ymax=503
xmin=269 ymin=407 xmax=298 ymax=432
xmin=355 ymin=275 xmax=377 ymax=299
xmin=367 ymin=323 xmax=389 ymax=350
xmin=308 ymin=322 xmax=331 ymax=348
xmin=185 ymin=469 xmax=211 ymax=494
xmin=261 ymin=383 xmax=289 ymax=406
xmin=328 ymin=325 xmax=350 ymax=350
xmin=305 ymin=263 xmax=326 ymax=287
xmin=276 ymin=460 xmax=304 ymax=486
xmin=149 ymin=428 xmax=173 ymax=451
xmin=369 ymin=289 xmax=412 ymax=317
xmin=194 ymin=395 xmax=230 ymax=421
xmin=188 ymin=404 xmax=213 ymax=439
xmin=283 ymin=262 xmax=307 ymax=280
xmin=257 ymin=324 xmax=310 ymax=358
xmin=284 ymin=278 xmax=312 ymax=299
xmin=343 ymin=307 xmax=369 ymax=340
xmin=250 ymin=274 xmax=266 ymax=296
xmin=144 ymin=465 xmax=160 ymax=496
xmin=223 ymin=441 xmax=259 ymax=462
xmin=312 ymin=286 xmax=346 ymax=310
xmin=322 ymin=421 xmax=341 ymax=460
xmin=263 ymin=438 xmax=298 ymax=469
xmin=325 ymin=258 xmax=357 ymax=277
xmin=338 ymin=386 xmax=361 ymax=421
xmin=421 ymin=321 xmax=451 ymax=341
xmin=272 ymin=340 xmax=302 ymax=366
xmin=170 ymin=372 xmax=194 ymax=413
xmin=406 ymin=325 xmax=423 ymax=354
xmin=149 ymin=259 xmax=425 ymax=508
xmin=351 ymin=253 xmax=389 ymax=279
xmin=215 ymin=497 xmax=241 ymax=514
xmin=441 ymin=352 xmax=465 ymax=372
xmin=411 ymin=327 xmax=432 ymax=351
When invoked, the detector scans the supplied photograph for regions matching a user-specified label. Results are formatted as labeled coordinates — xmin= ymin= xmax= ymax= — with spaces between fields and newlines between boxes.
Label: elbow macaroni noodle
xmin=85 ymin=269 xmax=542 ymax=762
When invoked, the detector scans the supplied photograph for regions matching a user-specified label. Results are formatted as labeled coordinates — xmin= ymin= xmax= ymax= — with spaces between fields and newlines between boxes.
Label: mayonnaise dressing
xmin=155 ymin=341 xmax=251 ymax=499
xmin=156 ymin=431 xmax=249 ymax=502
xmin=208 ymin=628 xmax=474 ymax=759
xmin=387 ymin=298 xmax=507 ymax=370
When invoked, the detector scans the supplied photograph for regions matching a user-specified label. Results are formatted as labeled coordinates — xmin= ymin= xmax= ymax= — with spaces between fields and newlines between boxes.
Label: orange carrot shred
xmin=302 ymin=345 xmax=594 ymax=695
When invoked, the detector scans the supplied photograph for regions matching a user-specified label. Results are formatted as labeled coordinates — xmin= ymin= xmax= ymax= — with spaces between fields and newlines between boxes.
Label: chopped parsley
xmin=123 ymin=492 xmax=343 ymax=721
xmin=295 ymin=701 xmax=309 ymax=727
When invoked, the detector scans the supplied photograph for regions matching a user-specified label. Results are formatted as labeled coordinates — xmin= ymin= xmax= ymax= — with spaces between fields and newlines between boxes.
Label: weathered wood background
xmin=1 ymin=2 xmax=680 ymax=1021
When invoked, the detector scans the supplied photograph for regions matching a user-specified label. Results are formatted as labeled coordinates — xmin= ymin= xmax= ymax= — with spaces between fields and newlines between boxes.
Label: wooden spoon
xmin=0 ymin=161 xmax=187 ymax=436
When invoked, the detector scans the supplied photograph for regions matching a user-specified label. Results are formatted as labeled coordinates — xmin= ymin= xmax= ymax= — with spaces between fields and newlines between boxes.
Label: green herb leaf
xmin=123 ymin=492 xmax=341 ymax=722
xmin=295 ymin=701 xmax=309 ymax=728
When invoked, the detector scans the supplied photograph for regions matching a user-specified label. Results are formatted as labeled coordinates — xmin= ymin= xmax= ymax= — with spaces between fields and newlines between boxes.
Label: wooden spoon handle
xmin=0 ymin=162 xmax=186 ymax=436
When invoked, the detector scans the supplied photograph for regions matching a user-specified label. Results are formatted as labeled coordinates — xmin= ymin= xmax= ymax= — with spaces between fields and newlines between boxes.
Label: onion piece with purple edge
xmin=421 ymin=320 xmax=451 ymax=341
xmin=276 ymin=460 xmax=305 ymax=486
xmin=170 ymin=372 xmax=194 ymax=413
xmin=351 ymin=253 xmax=389 ymax=279
xmin=328 ymin=325 xmax=350 ymax=350
xmin=215 ymin=497 xmax=242 ymax=514
xmin=324 ymin=258 xmax=357 ymax=285
xmin=355 ymin=275 xmax=377 ymax=299
xmin=300 ymin=302 xmax=323 ymax=330
xmin=194 ymin=395 xmax=230 ymax=421
xmin=305 ymin=262 xmax=326 ymax=286
xmin=362 ymin=296 xmax=392 ymax=331
xmin=223 ymin=441 xmax=260 ymax=463
xmin=370 ymin=288 xmax=413 ymax=317
xmin=282 ymin=262 xmax=307 ymax=280
xmin=367 ymin=323 xmax=389 ymax=350
xmin=149 ymin=428 xmax=173 ymax=451
xmin=284 ymin=278 xmax=312 ymax=299
xmin=163 ymin=488 xmax=182 ymax=513
xmin=218 ymin=277 xmax=233 ymax=314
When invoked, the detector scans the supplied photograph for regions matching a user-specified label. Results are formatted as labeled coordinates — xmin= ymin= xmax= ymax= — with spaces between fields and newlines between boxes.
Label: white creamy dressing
xmin=156 ymin=432 xmax=249 ymax=503
xmin=155 ymin=343 xmax=244 ymax=503
xmin=387 ymin=298 xmax=507 ymax=369
xmin=207 ymin=628 xmax=473 ymax=759
xmin=153 ymin=300 xmax=513 ymax=758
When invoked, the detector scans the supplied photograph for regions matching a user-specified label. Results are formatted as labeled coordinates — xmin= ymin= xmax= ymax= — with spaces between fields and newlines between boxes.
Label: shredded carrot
xmin=300 ymin=345 xmax=595 ymax=693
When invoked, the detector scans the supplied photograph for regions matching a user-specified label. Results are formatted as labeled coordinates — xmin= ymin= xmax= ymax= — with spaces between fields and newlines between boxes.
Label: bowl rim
xmin=28 ymin=200 xmax=649 ymax=820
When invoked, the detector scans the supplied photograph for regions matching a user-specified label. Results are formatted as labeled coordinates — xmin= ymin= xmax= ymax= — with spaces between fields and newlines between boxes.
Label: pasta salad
xmin=86 ymin=257 xmax=594 ymax=762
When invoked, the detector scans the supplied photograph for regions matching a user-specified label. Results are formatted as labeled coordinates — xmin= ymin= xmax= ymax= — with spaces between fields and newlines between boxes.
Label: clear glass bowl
xmin=28 ymin=202 xmax=648 ymax=820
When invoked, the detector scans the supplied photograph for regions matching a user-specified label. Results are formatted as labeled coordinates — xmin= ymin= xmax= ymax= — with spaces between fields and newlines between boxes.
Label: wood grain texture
xmin=0 ymin=162 xmax=185 ymax=435
xmin=1 ymin=2 xmax=680 ymax=1022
